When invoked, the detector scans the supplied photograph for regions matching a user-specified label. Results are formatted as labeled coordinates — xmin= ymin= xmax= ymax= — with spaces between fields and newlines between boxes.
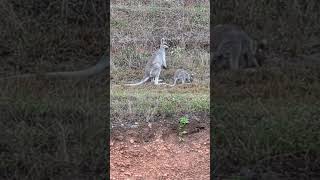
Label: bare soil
xmin=110 ymin=119 xmax=210 ymax=180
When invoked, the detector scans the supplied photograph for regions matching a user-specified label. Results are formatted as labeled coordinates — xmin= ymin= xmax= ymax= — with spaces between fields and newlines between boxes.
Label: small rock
xmin=129 ymin=139 xmax=135 ymax=143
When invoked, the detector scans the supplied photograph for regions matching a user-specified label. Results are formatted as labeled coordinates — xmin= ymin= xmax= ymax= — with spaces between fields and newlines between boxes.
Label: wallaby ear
xmin=161 ymin=38 xmax=169 ymax=48
xmin=161 ymin=38 xmax=165 ymax=44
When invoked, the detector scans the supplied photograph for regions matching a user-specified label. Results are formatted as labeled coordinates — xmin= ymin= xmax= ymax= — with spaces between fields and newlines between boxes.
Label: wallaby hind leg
xmin=154 ymin=76 xmax=160 ymax=85
xmin=154 ymin=76 xmax=168 ymax=85
xmin=151 ymin=67 xmax=161 ymax=85
xmin=151 ymin=66 xmax=168 ymax=85
xmin=151 ymin=78 xmax=163 ymax=83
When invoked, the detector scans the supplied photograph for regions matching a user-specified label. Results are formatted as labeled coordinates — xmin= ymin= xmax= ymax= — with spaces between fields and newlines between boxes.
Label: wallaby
xmin=212 ymin=24 xmax=242 ymax=50
xmin=170 ymin=69 xmax=193 ymax=87
xmin=212 ymin=24 xmax=262 ymax=71
xmin=0 ymin=53 xmax=109 ymax=80
xmin=213 ymin=31 xmax=259 ymax=70
xmin=124 ymin=38 xmax=169 ymax=86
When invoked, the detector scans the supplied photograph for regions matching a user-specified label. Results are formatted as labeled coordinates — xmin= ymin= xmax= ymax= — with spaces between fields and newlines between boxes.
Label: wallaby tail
xmin=0 ymin=73 xmax=36 ymax=80
xmin=124 ymin=77 xmax=149 ymax=86
xmin=45 ymin=56 xmax=108 ymax=78
xmin=169 ymin=79 xmax=177 ymax=87
xmin=0 ymin=54 xmax=108 ymax=80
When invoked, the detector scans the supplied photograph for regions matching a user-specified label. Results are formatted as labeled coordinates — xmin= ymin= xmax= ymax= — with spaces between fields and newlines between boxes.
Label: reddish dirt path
xmin=110 ymin=125 xmax=210 ymax=179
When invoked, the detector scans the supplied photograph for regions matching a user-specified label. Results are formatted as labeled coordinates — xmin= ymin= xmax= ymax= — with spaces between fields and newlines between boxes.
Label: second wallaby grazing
xmin=212 ymin=24 xmax=265 ymax=72
xmin=170 ymin=69 xmax=193 ymax=87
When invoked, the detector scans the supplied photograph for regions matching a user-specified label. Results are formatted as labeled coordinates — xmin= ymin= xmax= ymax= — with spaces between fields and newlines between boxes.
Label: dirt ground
xmin=110 ymin=120 xmax=210 ymax=180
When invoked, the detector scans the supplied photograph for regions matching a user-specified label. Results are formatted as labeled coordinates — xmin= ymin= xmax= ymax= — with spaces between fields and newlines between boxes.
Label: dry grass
xmin=111 ymin=0 xmax=209 ymax=81
xmin=111 ymin=84 xmax=209 ymax=129
xmin=0 ymin=0 xmax=109 ymax=179
xmin=110 ymin=0 xmax=210 ymax=132
xmin=211 ymin=0 xmax=320 ymax=56
xmin=211 ymin=1 xmax=320 ymax=178
xmin=1 ymin=0 xmax=319 ymax=179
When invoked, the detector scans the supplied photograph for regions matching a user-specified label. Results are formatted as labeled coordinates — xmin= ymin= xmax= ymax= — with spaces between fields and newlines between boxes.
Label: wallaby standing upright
xmin=170 ymin=69 xmax=193 ymax=87
xmin=125 ymin=38 xmax=169 ymax=86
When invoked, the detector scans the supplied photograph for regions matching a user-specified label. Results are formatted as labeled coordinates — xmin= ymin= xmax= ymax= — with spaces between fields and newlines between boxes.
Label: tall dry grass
xmin=211 ymin=0 xmax=320 ymax=56
xmin=111 ymin=0 xmax=210 ymax=83
xmin=1 ymin=0 xmax=109 ymax=179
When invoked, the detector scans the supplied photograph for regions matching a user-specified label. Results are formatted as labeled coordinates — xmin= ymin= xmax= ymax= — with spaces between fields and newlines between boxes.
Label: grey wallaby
xmin=170 ymin=69 xmax=193 ymax=87
xmin=212 ymin=24 xmax=266 ymax=71
xmin=124 ymin=38 xmax=169 ymax=86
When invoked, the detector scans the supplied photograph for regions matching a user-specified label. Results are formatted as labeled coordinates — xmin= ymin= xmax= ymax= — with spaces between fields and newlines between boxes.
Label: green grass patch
xmin=0 ymin=82 xmax=107 ymax=179
xmin=213 ymin=97 xmax=320 ymax=166
xmin=111 ymin=86 xmax=209 ymax=117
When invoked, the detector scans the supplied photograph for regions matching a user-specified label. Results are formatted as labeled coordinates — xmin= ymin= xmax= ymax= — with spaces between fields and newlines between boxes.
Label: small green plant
xmin=178 ymin=116 xmax=189 ymax=142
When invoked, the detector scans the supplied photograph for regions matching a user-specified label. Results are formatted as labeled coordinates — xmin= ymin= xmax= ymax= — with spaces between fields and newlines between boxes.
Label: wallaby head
xmin=160 ymin=38 xmax=169 ymax=69
xmin=213 ymin=37 xmax=242 ymax=71
xmin=160 ymin=38 xmax=169 ymax=49
xmin=189 ymin=73 xmax=194 ymax=82
xmin=213 ymin=51 xmax=232 ymax=71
